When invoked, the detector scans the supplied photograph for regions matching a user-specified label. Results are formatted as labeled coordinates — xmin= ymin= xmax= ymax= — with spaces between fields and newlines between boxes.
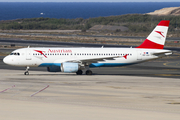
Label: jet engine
xmin=61 ymin=62 xmax=79 ymax=73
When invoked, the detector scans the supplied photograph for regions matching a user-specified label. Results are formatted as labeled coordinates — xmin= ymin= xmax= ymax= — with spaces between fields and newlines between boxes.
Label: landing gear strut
xmin=76 ymin=70 xmax=83 ymax=75
xmin=86 ymin=70 xmax=92 ymax=75
xmin=24 ymin=66 xmax=30 ymax=75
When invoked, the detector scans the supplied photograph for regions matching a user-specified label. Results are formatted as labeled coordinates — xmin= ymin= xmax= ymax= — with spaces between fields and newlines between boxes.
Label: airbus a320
xmin=3 ymin=20 xmax=172 ymax=75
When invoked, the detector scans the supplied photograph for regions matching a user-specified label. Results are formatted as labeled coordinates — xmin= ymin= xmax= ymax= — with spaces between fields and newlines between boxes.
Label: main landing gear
xmin=76 ymin=70 xmax=83 ymax=75
xmin=24 ymin=66 xmax=29 ymax=75
xmin=76 ymin=69 xmax=93 ymax=75
xmin=86 ymin=70 xmax=92 ymax=75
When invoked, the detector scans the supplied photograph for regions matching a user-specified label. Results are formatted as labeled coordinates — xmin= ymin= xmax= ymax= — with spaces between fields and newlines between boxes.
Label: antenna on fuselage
xmin=101 ymin=46 xmax=104 ymax=48
xmin=28 ymin=46 xmax=30 ymax=48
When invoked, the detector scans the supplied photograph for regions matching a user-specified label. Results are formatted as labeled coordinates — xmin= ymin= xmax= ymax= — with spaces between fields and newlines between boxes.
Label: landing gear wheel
xmin=86 ymin=70 xmax=92 ymax=75
xmin=24 ymin=66 xmax=30 ymax=75
xmin=76 ymin=70 xmax=83 ymax=75
xmin=24 ymin=71 xmax=29 ymax=75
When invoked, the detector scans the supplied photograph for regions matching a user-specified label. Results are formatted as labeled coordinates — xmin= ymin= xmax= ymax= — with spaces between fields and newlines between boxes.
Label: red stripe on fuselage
xmin=136 ymin=39 xmax=164 ymax=49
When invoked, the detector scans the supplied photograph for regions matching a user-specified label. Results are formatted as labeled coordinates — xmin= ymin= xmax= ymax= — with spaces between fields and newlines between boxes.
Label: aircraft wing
xmin=67 ymin=55 xmax=127 ymax=65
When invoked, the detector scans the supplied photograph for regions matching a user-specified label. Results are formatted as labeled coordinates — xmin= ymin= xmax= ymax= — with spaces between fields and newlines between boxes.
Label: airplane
xmin=3 ymin=20 xmax=172 ymax=75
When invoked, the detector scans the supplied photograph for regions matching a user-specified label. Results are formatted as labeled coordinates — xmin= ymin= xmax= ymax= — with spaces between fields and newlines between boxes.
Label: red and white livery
xmin=3 ymin=20 xmax=172 ymax=75
xmin=137 ymin=20 xmax=169 ymax=49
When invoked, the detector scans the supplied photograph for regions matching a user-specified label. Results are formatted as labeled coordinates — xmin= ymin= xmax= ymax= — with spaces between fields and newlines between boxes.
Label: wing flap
xmin=67 ymin=56 xmax=121 ymax=64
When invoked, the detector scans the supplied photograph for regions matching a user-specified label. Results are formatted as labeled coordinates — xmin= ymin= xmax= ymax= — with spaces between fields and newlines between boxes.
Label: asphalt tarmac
xmin=1 ymin=39 xmax=180 ymax=120
xmin=0 ymin=69 xmax=180 ymax=120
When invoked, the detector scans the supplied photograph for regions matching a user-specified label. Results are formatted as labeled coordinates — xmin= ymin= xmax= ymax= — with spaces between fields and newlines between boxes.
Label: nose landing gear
xmin=24 ymin=66 xmax=29 ymax=75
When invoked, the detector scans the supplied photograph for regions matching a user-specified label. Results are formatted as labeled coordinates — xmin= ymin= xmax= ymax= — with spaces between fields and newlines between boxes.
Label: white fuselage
xmin=3 ymin=47 xmax=170 ymax=68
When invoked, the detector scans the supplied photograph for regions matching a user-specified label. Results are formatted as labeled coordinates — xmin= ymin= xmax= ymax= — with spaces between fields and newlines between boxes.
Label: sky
xmin=0 ymin=0 xmax=180 ymax=2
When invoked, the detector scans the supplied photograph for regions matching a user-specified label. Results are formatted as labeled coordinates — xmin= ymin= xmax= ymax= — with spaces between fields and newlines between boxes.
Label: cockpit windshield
xmin=10 ymin=52 xmax=20 ymax=56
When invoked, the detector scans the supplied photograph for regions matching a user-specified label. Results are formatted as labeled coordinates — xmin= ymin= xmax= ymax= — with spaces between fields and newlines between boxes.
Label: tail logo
xmin=155 ymin=31 xmax=165 ymax=38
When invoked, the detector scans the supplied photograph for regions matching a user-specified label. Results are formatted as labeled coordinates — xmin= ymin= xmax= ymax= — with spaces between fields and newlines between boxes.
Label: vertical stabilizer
xmin=136 ymin=20 xmax=170 ymax=49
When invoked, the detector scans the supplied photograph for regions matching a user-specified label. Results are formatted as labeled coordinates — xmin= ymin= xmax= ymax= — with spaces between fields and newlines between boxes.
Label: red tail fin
xmin=136 ymin=20 xmax=170 ymax=49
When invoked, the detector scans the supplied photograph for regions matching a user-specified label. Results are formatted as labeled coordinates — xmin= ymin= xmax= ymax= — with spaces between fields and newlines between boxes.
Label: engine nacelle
xmin=47 ymin=65 xmax=61 ymax=72
xmin=61 ymin=62 xmax=79 ymax=73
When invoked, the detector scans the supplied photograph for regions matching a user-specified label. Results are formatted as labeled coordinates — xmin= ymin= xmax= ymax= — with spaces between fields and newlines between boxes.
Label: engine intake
xmin=61 ymin=62 xmax=79 ymax=73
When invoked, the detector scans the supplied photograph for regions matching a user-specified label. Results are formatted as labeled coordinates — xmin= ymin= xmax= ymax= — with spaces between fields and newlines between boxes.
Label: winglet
xmin=136 ymin=20 xmax=170 ymax=49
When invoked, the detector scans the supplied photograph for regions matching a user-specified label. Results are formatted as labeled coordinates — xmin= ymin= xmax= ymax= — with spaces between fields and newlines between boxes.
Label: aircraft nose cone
xmin=3 ymin=56 xmax=9 ymax=65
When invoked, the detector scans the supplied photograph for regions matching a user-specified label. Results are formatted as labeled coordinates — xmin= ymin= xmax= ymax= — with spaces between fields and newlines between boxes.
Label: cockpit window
xmin=10 ymin=52 xmax=20 ymax=56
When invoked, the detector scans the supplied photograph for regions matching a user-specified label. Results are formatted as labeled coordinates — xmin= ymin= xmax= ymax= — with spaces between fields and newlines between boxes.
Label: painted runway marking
xmin=0 ymin=85 xmax=15 ymax=93
xmin=30 ymin=85 xmax=49 ymax=97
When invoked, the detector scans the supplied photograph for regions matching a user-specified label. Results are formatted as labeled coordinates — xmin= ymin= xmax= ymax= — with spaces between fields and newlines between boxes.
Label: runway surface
xmin=0 ymin=38 xmax=180 ymax=119
xmin=0 ymin=69 xmax=180 ymax=120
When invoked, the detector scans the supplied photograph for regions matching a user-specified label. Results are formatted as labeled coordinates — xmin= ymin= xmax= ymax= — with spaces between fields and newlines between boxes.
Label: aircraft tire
xmin=76 ymin=70 xmax=83 ymax=75
xmin=86 ymin=70 xmax=92 ymax=75
xmin=24 ymin=72 xmax=29 ymax=75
